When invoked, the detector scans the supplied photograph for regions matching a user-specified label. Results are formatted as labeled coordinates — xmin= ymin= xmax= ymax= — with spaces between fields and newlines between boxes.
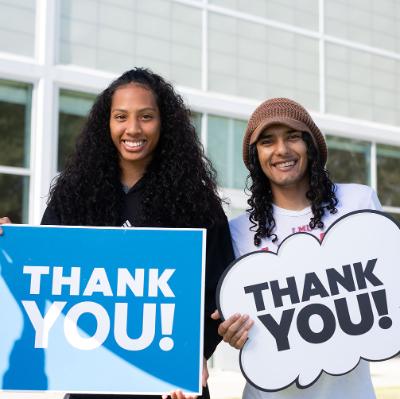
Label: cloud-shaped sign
xmin=217 ymin=211 xmax=400 ymax=391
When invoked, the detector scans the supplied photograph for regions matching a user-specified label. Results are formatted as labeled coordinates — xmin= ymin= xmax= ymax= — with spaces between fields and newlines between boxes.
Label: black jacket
xmin=42 ymin=180 xmax=234 ymax=399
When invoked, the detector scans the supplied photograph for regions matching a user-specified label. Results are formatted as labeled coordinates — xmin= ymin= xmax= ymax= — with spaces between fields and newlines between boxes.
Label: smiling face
xmin=110 ymin=83 xmax=161 ymax=180
xmin=256 ymin=124 xmax=310 ymax=194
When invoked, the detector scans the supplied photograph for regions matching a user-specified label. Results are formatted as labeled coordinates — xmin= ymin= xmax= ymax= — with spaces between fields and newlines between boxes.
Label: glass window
xmin=325 ymin=135 xmax=371 ymax=185
xmin=191 ymin=112 xmax=202 ymax=137
xmin=377 ymin=144 xmax=400 ymax=208
xmin=0 ymin=81 xmax=32 ymax=168
xmin=60 ymin=0 xmax=202 ymax=88
xmin=207 ymin=115 xmax=248 ymax=190
xmin=0 ymin=0 xmax=35 ymax=57
xmin=208 ymin=13 xmax=319 ymax=109
xmin=0 ymin=174 xmax=29 ymax=223
xmin=325 ymin=43 xmax=400 ymax=126
xmin=325 ymin=0 xmax=400 ymax=53
xmin=210 ymin=0 xmax=319 ymax=31
xmin=58 ymin=89 xmax=96 ymax=171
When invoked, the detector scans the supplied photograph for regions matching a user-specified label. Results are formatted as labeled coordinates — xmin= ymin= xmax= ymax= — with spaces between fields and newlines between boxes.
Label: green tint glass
xmin=58 ymin=89 xmax=95 ymax=171
xmin=0 ymin=174 xmax=29 ymax=223
xmin=207 ymin=115 xmax=248 ymax=190
xmin=377 ymin=144 xmax=400 ymax=207
xmin=325 ymin=135 xmax=371 ymax=185
xmin=191 ymin=111 xmax=202 ymax=138
xmin=0 ymin=81 xmax=32 ymax=168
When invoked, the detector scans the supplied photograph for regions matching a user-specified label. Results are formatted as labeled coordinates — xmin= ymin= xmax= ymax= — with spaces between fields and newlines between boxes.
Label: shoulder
xmin=229 ymin=213 xmax=255 ymax=258
xmin=229 ymin=212 xmax=251 ymax=235
xmin=334 ymin=183 xmax=382 ymax=211
xmin=41 ymin=206 xmax=61 ymax=225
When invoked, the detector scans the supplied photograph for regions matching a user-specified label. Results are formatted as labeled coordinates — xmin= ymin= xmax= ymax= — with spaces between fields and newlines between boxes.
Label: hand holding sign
xmin=217 ymin=211 xmax=400 ymax=392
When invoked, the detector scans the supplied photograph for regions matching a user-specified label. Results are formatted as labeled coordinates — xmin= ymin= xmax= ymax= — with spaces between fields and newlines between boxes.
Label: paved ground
xmin=1 ymin=357 xmax=399 ymax=399
xmin=208 ymin=357 xmax=400 ymax=399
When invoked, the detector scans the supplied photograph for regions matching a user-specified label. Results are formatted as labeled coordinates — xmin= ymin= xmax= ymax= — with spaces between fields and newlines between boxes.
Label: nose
xmin=125 ymin=117 xmax=141 ymax=135
xmin=275 ymin=137 xmax=289 ymax=156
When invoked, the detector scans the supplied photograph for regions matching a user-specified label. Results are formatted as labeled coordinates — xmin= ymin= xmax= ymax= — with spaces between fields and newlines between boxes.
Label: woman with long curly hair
xmin=1 ymin=68 xmax=234 ymax=399
xmin=213 ymin=97 xmax=382 ymax=399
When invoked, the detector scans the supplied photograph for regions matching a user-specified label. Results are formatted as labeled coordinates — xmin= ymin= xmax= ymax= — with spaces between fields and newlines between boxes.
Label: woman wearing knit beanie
xmin=212 ymin=97 xmax=381 ymax=399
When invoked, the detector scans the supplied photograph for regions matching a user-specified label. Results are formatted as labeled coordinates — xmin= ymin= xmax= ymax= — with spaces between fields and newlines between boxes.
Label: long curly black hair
xmin=47 ymin=68 xmax=223 ymax=228
xmin=247 ymin=132 xmax=338 ymax=246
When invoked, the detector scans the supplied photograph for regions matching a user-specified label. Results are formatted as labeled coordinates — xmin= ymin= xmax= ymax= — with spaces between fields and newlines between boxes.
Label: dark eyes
xmin=288 ymin=132 xmax=302 ymax=140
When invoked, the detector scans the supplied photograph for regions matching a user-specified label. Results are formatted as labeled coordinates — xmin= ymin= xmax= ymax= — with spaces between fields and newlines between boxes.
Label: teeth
xmin=275 ymin=160 xmax=295 ymax=168
xmin=123 ymin=140 xmax=145 ymax=148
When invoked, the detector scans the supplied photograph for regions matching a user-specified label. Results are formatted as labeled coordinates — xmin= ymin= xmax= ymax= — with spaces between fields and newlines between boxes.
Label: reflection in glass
xmin=377 ymin=144 xmax=400 ymax=207
xmin=0 ymin=174 xmax=29 ymax=223
xmin=58 ymin=90 xmax=95 ymax=171
xmin=325 ymin=135 xmax=370 ymax=185
xmin=207 ymin=115 xmax=248 ymax=190
xmin=0 ymin=81 xmax=32 ymax=168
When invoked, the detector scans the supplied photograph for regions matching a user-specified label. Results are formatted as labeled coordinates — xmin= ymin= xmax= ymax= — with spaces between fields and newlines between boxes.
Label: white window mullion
xmin=318 ymin=0 xmax=325 ymax=114
xmin=201 ymin=0 xmax=208 ymax=92
xmin=370 ymin=141 xmax=377 ymax=191
xmin=29 ymin=0 xmax=59 ymax=224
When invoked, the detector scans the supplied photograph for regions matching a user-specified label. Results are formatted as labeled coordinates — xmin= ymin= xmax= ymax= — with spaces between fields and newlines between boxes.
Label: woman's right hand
xmin=211 ymin=310 xmax=254 ymax=349
xmin=0 ymin=217 xmax=11 ymax=235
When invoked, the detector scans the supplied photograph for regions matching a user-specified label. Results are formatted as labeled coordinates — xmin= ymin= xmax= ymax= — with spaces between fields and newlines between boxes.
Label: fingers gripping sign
xmin=216 ymin=211 xmax=400 ymax=392
xmin=0 ymin=217 xmax=11 ymax=235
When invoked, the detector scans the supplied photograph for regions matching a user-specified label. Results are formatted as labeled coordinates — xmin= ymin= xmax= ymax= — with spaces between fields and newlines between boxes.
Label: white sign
xmin=217 ymin=211 xmax=400 ymax=391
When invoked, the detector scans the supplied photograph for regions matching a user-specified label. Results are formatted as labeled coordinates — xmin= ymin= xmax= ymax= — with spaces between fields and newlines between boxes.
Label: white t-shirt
xmin=229 ymin=183 xmax=381 ymax=399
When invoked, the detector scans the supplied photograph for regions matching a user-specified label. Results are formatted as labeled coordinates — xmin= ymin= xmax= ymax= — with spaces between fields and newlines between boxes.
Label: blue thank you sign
xmin=0 ymin=225 xmax=206 ymax=395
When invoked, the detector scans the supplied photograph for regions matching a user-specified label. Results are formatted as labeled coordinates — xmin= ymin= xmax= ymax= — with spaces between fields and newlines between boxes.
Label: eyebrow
xmin=259 ymin=129 xmax=299 ymax=139
xmin=111 ymin=107 xmax=157 ymax=113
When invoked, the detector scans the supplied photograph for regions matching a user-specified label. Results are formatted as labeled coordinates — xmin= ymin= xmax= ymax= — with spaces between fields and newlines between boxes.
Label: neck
xmin=271 ymin=181 xmax=310 ymax=211
xmin=120 ymin=160 xmax=147 ymax=188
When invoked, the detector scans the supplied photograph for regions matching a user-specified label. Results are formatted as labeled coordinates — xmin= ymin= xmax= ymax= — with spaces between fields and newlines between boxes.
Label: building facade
xmin=1 ymin=0 xmax=400 ymax=221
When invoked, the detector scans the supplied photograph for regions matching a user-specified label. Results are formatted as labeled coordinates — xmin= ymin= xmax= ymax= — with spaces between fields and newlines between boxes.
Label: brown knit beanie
xmin=243 ymin=98 xmax=327 ymax=169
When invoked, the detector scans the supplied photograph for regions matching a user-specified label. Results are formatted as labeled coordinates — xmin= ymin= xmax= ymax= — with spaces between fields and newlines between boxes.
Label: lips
xmin=121 ymin=139 xmax=146 ymax=151
xmin=272 ymin=159 xmax=297 ymax=170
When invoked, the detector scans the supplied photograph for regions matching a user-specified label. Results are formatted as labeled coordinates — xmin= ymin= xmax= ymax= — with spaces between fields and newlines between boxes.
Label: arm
xmin=203 ymin=212 xmax=235 ymax=359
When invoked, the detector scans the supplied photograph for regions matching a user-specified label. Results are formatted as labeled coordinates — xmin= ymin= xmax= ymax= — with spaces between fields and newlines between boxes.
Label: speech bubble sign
xmin=217 ymin=210 xmax=400 ymax=392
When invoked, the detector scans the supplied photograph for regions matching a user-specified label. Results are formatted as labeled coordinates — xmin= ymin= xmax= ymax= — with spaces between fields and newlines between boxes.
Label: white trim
xmin=318 ymin=0 xmax=325 ymax=114
xmin=370 ymin=142 xmax=377 ymax=191
xmin=29 ymin=0 xmax=59 ymax=224
xmin=201 ymin=0 xmax=208 ymax=92
xmin=206 ymin=3 xmax=320 ymax=40
xmin=325 ymin=35 xmax=400 ymax=61
xmin=0 ymin=57 xmax=42 ymax=83
xmin=312 ymin=113 xmax=400 ymax=147
xmin=178 ymin=85 xmax=259 ymax=119
xmin=0 ymin=166 xmax=30 ymax=176
xmin=383 ymin=206 xmax=400 ymax=214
